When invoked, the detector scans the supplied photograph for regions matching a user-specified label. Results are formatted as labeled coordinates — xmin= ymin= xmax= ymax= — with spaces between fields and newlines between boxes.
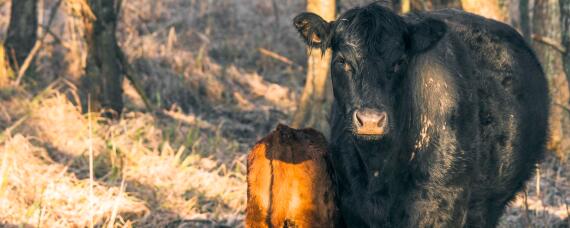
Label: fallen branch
xmin=158 ymin=109 xmax=215 ymax=131
xmin=259 ymin=48 xmax=297 ymax=66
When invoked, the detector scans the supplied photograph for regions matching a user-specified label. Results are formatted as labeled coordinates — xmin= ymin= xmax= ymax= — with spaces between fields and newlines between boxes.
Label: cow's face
xmin=294 ymin=3 xmax=446 ymax=140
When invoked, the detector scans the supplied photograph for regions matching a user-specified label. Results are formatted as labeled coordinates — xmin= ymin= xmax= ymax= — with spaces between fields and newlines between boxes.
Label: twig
xmin=0 ymin=77 xmax=66 ymax=143
xmin=258 ymin=48 xmax=297 ymax=66
xmin=14 ymin=0 xmax=64 ymax=86
xmin=39 ymin=25 xmax=66 ymax=47
xmin=0 ymin=115 xmax=29 ymax=143
xmin=0 ymin=146 xmax=8 ymax=196
xmin=523 ymin=188 xmax=531 ymax=227
xmin=88 ymin=95 xmax=94 ymax=228
xmin=117 ymin=49 xmax=155 ymax=113
xmin=554 ymin=102 xmax=570 ymax=115
xmin=107 ymin=176 xmax=126 ymax=228
xmin=536 ymin=167 xmax=540 ymax=196
xmin=532 ymin=34 xmax=567 ymax=53
xmin=158 ymin=109 xmax=215 ymax=131
xmin=565 ymin=199 xmax=569 ymax=228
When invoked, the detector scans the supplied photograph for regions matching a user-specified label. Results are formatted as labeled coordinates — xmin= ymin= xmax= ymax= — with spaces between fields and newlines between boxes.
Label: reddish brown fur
xmin=246 ymin=124 xmax=337 ymax=228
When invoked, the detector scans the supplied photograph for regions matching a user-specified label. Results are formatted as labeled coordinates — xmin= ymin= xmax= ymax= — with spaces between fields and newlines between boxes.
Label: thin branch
xmin=13 ymin=0 xmax=64 ymax=86
xmin=117 ymin=49 xmax=155 ymax=113
xmin=39 ymin=25 xmax=65 ymax=47
xmin=532 ymin=34 xmax=567 ymax=54
xmin=258 ymin=48 xmax=297 ymax=66
xmin=554 ymin=102 xmax=570 ymax=115
xmin=0 ymin=115 xmax=28 ymax=143
xmin=523 ymin=188 xmax=531 ymax=227
xmin=0 ymin=78 xmax=64 ymax=143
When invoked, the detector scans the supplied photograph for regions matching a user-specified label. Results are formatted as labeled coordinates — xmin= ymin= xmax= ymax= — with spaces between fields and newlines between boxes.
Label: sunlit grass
xmin=0 ymin=90 xmax=246 ymax=226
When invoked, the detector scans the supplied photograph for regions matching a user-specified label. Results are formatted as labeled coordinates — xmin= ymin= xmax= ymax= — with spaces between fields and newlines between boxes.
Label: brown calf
xmin=246 ymin=124 xmax=338 ymax=228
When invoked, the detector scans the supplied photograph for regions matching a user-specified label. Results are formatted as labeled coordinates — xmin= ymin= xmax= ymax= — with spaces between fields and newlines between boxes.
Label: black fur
xmin=293 ymin=2 xmax=549 ymax=227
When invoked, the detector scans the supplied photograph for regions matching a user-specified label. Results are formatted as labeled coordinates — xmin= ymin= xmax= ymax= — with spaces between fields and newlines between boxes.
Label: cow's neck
xmin=351 ymin=138 xmax=406 ymax=193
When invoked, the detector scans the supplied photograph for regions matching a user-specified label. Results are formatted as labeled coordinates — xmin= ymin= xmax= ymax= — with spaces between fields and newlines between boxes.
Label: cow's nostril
xmin=355 ymin=111 xmax=364 ymax=127
xmin=378 ymin=112 xmax=387 ymax=126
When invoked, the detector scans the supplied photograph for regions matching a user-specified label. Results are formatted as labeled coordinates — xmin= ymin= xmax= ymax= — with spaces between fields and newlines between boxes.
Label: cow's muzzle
xmin=353 ymin=108 xmax=388 ymax=136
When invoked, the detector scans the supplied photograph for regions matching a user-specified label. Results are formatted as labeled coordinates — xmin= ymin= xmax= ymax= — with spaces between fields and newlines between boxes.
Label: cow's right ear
xmin=406 ymin=18 xmax=447 ymax=54
xmin=293 ymin=12 xmax=333 ymax=51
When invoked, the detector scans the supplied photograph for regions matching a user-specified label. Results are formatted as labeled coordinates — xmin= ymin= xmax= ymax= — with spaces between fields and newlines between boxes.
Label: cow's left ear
xmin=406 ymin=18 xmax=447 ymax=54
xmin=293 ymin=12 xmax=334 ymax=52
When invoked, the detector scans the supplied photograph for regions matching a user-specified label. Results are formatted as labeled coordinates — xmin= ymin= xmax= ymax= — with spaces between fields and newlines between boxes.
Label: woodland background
xmin=0 ymin=0 xmax=568 ymax=227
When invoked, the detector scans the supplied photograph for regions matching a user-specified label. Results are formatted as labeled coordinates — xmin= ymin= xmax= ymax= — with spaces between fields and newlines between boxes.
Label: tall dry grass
xmin=0 ymin=0 xmax=568 ymax=227
xmin=1 ymin=87 xmax=248 ymax=227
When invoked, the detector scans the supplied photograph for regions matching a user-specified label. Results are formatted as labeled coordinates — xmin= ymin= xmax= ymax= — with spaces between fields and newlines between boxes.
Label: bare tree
xmin=80 ymin=0 xmax=124 ymax=117
xmin=0 ymin=45 xmax=10 ymax=87
xmin=461 ymin=0 xmax=508 ymax=22
xmin=291 ymin=0 xmax=335 ymax=136
xmin=520 ymin=0 xmax=531 ymax=42
xmin=533 ymin=0 xmax=570 ymax=157
xmin=5 ymin=0 xmax=38 ymax=70
xmin=411 ymin=0 xmax=462 ymax=11
xmin=562 ymin=0 xmax=570 ymax=99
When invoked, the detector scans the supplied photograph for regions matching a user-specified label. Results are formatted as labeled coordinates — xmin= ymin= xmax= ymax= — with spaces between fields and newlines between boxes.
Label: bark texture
xmin=411 ymin=0 xmax=462 ymax=11
xmin=462 ymin=0 xmax=508 ymax=22
xmin=562 ymin=0 xmax=570 ymax=101
xmin=5 ymin=0 xmax=38 ymax=70
xmin=291 ymin=0 xmax=335 ymax=137
xmin=560 ymin=0 xmax=570 ymax=159
xmin=532 ymin=0 xmax=570 ymax=157
xmin=81 ymin=0 xmax=124 ymax=117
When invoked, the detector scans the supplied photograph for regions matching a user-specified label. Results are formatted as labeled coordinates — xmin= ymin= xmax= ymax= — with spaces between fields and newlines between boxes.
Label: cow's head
xmin=293 ymin=2 xmax=446 ymax=140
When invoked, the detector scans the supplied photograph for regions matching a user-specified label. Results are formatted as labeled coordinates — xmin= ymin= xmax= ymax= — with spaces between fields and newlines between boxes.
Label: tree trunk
xmin=411 ymin=0 xmax=462 ymax=11
xmin=562 ymin=0 xmax=570 ymax=102
xmin=0 ymin=45 xmax=12 ymax=87
xmin=532 ymin=0 xmax=570 ymax=157
xmin=401 ymin=0 xmax=411 ymax=13
xmin=432 ymin=0 xmax=462 ymax=9
xmin=81 ymin=0 xmax=124 ymax=117
xmin=519 ymin=0 xmax=531 ymax=43
xmin=411 ymin=0 xmax=431 ymax=11
xmin=5 ymin=0 xmax=38 ymax=70
xmin=461 ymin=0 xmax=508 ymax=22
xmin=561 ymin=0 xmax=570 ymax=160
xmin=291 ymin=0 xmax=335 ymax=137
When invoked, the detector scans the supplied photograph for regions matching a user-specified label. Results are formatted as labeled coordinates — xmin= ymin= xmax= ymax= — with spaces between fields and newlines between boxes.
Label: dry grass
xmin=0 ymin=0 xmax=568 ymax=227
xmin=0 ymin=89 xmax=248 ymax=227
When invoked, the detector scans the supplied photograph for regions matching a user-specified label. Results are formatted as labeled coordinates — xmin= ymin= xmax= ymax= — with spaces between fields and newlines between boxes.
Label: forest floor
xmin=0 ymin=0 xmax=568 ymax=227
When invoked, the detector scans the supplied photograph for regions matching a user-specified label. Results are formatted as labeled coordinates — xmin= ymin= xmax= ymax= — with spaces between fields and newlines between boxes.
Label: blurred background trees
xmin=0 ymin=0 xmax=37 ymax=87
xmin=5 ymin=0 xmax=38 ymax=70
xmin=79 ymin=0 xmax=124 ymax=117
xmin=0 ymin=0 xmax=568 ymax=226
xmin=291 ymin=0 xmax=336 ymax=137
xmin=531 ymin=0 xmax=570 ymax=158
xmin=0 ymin=0 xmax=567 ymax=154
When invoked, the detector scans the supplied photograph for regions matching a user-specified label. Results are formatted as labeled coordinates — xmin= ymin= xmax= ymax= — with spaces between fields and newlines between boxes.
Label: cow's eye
xmin=334 ymin=57 xmax=345 ymax=65
xmin=334 ymin=58 xmax=352 ymax=72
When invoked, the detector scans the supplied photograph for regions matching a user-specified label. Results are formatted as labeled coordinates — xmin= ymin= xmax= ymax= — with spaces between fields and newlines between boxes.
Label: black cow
xmin=293 ymin=2 xmax=548 ymax=227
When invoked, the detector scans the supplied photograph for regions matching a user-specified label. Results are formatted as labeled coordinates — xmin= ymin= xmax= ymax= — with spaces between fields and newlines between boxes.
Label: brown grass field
xmin=0 ymin=0 xmax=568 ymax=227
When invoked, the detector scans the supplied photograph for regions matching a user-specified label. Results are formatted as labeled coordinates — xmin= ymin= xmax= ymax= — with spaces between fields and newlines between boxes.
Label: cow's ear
xmin=406 ymin=18 xmax=447 ymax=54
xmin=293 ymin=12 xmax=333 ymax=51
